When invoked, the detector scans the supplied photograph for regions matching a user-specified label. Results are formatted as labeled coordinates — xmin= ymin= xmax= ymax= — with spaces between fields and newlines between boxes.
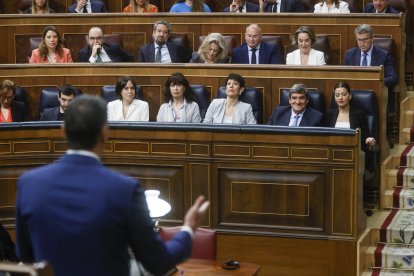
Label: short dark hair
xmin=58 ymin=84 xmax=77 ymax=98
xmin=225 ymin=73 xmax=245 ymax=88
xmin=333 ymin=81 xmax=351 ymax=94
xmin=64 ymin=95 xmax=107 ymax=150
xmin=153 ymin=20 xmax=172 ymax=33
xmin=289 ymin=83 xmax=309 ymax=101
xmin=115 ymin=76 xmax=137 ymax=100
xmin=163 ymin=72 xmax=195 ymax=103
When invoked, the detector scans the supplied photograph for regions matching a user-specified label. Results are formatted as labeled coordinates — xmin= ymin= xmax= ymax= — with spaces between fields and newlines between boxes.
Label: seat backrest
xmin=191 ymin=84 xmax=210 ymax=120
xmin=17 ymin=0 xmax=32 ymax=13
xmin=330 ymin=90 xmax=378 ymax=138
xmin=15 ymin=86 xmax=27 ymax=104
xmin=100 ymin=85 xmax=144 ymax=103
xmin=198 ymin=35 xmax=236 ymax=58
xmin=159 ymin=226 xmax=217 ymax=260
xmin=261 ymin=35 xmax=284 ymax=64
xmin=314 ymin=35 xmax=330 ymax=65
xmin=373 ymin=37 xmax=394 ymax=54
xmin=28 ymin=37 xmax=42 ymax=61
xmin=343 ymin=0 xmax=360 ymax=12
xmin=217 ymin=86 xmax=263 ymax=124
xmin=39 ymin=87 xmax=82 ymax=113
xmin=280 ymin=89 xmax=325 ymax=113
xmin=168 ymin=33 xmax=190 ymax=50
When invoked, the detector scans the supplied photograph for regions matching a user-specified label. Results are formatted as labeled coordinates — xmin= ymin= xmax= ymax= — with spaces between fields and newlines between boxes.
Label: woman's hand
xmin=365 ymin=137 xmax=376 ymax=146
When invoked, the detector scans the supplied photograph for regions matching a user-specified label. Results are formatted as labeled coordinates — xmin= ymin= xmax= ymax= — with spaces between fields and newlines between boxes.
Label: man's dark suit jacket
xmin=363 ymin=3 xmax=398 ymax=13
xmin=11 ymin=101 xmax=30 ymax=122
xmin=223 ymin=2 xmax=259 ymax=12
xmin=264 ymin=0 xmax=305 ymax=12
xmin=139 ymin=42 xmax=191 ymax=63
xmin=67 ymin=1 xmax=106 ymax=13
xmin=78 ymin=43 xmax=134 ymax=62
xmin=343 ymin=45 xmax=398 ymax=88
xmin=267 ymin=105 xmax=323 ymax=126
xmin=39 ymin=107 xmax=60 ymax=121
xmin=323 ymin=107 xmax=370 ymax=151
xmin=16 ymin=153 xmax=192 ymax=276
xmin=231 ymin=41 xmax=281 ymax=64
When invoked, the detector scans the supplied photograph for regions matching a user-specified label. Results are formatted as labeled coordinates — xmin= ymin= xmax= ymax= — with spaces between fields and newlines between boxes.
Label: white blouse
xmin=313 ymin=1 xmax=350 ymax=13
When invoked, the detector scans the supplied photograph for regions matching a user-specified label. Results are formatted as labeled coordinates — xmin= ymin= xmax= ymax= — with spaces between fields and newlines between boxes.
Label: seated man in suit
xmin=78 ymin=27 xmax=134 ymax=63
xmin=343 ymin=24 xmax=398 ymax=112
xmin=16 ymin=95 xmax=210 ymax=276
xmin=364 ymin=0 xmax=398 ymax=13
xmin=68 ymin=0 xmax=107 ymax=13
xmin=224 ymin=0 xmax=259 ymax=12
xmin=139 ymin=20 xmax=191 ymax=63
xmin=259 ymin=0 xmax=305 ymax=12
xmin=231 ymin=24 xmax=281 ymax=64
xmin=268 ymin=83 xmax=323 ymax=126
xmin=39 ymin=84 xmax=77 ymax=121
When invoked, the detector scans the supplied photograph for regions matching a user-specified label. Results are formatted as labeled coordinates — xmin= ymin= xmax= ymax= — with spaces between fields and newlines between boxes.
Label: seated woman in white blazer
xmin=107 ymin=76 xmax=149 ymax=121
xmin=203 ymin=73 xmax=256 ymax=124
xmin=157 ymin=72 xmax=201 ymax=123
xmin=313 ymin=0 xmax=350 ymax=13
xmin=286 ymin=26 xmax=326 ymax=66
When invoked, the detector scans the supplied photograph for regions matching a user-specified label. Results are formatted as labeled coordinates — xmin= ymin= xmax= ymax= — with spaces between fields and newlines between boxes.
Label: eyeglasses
xmin=246 ymin=35 xmax=260 ymax=39
xmin=356 ymin=38 xmax=371 ymax=43
xmin=88 ymin=36 xmax=103 ymax=41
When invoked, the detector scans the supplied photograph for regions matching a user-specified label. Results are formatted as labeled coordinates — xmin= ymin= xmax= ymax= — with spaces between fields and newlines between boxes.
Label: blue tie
xmin=290 ymin=115 xmax=299 ymax=127
xmin=361 ymin=52 xmax=368 ymax=66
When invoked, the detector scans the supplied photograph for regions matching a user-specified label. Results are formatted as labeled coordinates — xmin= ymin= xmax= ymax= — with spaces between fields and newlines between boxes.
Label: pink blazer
xmin=29 ymin=48 xmax=73 ymax=63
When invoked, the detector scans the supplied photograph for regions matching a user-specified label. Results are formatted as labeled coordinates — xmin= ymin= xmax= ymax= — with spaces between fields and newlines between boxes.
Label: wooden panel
xmin=217 ymin=167 xmax=325 ymax=233
xmin=332 ymin=169 xmax=354 ymax=235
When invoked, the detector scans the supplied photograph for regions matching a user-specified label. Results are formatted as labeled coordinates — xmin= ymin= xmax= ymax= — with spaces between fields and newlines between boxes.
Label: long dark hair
xmin=163 ymin=72 xmax=195 ymax=103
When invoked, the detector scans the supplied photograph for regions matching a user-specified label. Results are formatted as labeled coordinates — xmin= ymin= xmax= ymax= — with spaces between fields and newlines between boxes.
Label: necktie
xmin=290 ymin=115 xmax=299 ymax=127
xmin=95 ymin=53 xmax=102 ymax=63
xmin=251 ymin=48 xmax=257 ymax=64
xmin=361 ymin=52 xmax=368 ymax=66
xmin=272 ymin=3 xmax=277 ymax=12
xmin=155 ymin=46 xmax=162 ymax=63
xmin=238 ymin=5 xmax=243 ymax=12
xmin=82 ymin=4 xmax=88 ymax=13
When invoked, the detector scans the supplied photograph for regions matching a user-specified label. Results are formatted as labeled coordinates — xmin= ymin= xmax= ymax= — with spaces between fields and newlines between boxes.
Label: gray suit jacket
xmin=203 ymin=99 xmax=256 ymax=124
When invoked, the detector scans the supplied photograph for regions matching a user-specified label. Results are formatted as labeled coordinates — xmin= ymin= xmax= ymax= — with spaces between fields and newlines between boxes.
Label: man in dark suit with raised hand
xmin=39 ymin=84 xmax=77 ymax=121
xmin=68 ymin=0 xmax=106 ymax=13
xmin=16 ymin=95 xmax=209 ymax=276
xmin=343 ymin=24 xmax=398 ymax=112
xmin=259 ymin=0 xmax=305 ymax=13
xmin=268 ymin=83 xmax=323 ymax=126
xmin=139 ymin=20 xmax=191 ymax=63
xmin=224 ymin=0 xmax=259 ymax=12
xmin=78 ymin=27 xmax=134 ymax=63
xmin=231 ymin=24 xmax=281 ymax=64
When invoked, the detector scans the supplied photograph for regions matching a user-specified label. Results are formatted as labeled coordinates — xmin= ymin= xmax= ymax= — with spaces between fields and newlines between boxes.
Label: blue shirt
xmin=170 ymin=2 xmax=211 ymax=12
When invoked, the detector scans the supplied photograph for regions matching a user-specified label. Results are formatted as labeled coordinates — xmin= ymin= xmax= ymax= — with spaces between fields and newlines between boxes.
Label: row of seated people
xmin=0 ymin=73 xmax=377 ymax=145
xmin=15 ymin=0 xmax=409 ymax=14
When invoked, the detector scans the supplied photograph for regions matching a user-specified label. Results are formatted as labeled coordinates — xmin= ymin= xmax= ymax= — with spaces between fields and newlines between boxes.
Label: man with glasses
xmin=258 ymin=0 xmax=305 ymax=13
xmin=0 ymin=80 xmax=29 ymax=123
xmin=224 ymin=0 xmax=259 ymax=12
xmin=343 ymin=24 xmax=397 ymax=112
xmin=139 ymin=20 xmax=191 ymax=63
xmin=39 ymin=84 xmax=77 ymax=121
xmin=68 ymin=0 xmax=106 ymax=13
xmin=231 ymin=24 xmax=281 ymax=64
xmin=267 ymin=83 xmax=322 ymax=126
xmin=78 ymin=27 xmax=134 ymax=63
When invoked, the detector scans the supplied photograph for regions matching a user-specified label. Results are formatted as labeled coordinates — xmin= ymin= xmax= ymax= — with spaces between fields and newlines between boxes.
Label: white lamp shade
xmin=145 ymin=190 xmax=171 ymax=218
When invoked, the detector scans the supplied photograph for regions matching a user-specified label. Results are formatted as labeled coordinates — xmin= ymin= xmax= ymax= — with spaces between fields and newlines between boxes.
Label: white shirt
xmin=313 ymin=1 xmax=350 ymax=13
xmin=66 ymin=149 xmax=100 ymax=161
xmin=335 ymin=121 xmax=351 ymax=129
xmin=154 ymin=43 xmax=172 ymax=63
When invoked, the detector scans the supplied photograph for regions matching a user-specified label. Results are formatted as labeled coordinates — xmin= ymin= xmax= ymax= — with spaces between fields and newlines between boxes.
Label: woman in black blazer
xmin=0 ymin=80 xmax=30 ymax=123
xmin=323 ymin=81 xmax=376 ymax=152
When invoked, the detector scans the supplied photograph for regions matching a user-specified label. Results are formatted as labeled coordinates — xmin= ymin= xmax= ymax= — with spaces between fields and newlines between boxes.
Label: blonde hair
xmin=198 ymin=33 xmax=227 ymax=63
xmin=129 ymin=0 xmax=149 ymax=12
xmin=31 ymin=0 xmax=50 ymax=14
xmin=0 ymin=80 xmax=16 ymax=98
